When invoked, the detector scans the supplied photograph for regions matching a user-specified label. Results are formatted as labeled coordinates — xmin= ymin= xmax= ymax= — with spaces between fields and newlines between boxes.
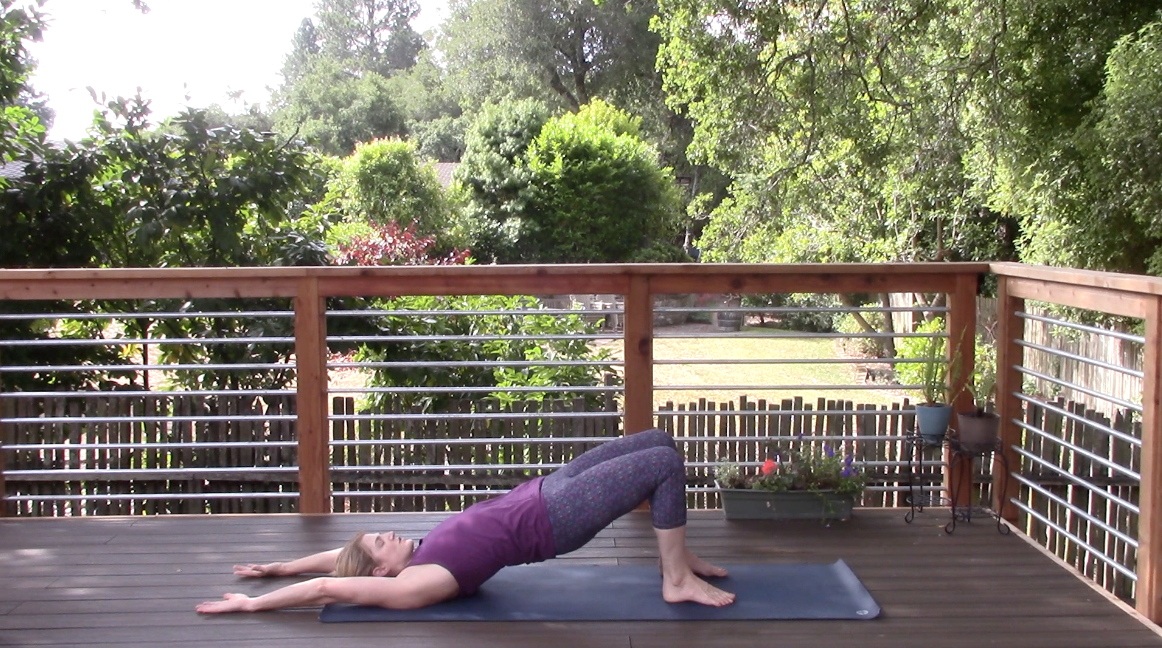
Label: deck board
xmin=1 ymin=508 xmax=1158 ymax=648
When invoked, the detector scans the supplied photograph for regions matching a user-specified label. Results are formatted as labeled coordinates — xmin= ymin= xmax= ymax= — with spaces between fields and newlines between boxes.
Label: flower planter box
xmin=718 ymin=487 xmax=855 ymax=521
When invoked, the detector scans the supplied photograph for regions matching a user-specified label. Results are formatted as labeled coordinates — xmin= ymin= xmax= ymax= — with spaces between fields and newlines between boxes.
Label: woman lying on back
xmin=196 ymin=429 xmax=735 ymax=613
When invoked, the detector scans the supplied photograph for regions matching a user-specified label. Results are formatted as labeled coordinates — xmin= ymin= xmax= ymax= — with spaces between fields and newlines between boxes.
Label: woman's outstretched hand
xmin=196 ymin=593 xmax=254 ymax=614
xmin=233 ymin=563 xmax=283 ymax=578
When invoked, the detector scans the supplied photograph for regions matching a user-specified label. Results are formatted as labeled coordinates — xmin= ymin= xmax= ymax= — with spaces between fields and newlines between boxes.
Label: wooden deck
xmin=1 ymin=508 xmax=1159 ymax=648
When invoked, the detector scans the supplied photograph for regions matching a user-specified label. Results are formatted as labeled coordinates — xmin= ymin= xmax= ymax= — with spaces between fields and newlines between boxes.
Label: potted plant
xmin=715 ymin=438 xmax=866 ymax=521
xmin=956 ymin=345 xmax=999 ymax=453
xmin=913 ymin=330 xmax=954 ymax=444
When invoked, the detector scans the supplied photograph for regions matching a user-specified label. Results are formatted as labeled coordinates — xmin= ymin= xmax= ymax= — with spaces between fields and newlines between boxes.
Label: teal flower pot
xmin=915 ymin=404 xmax=953 ymax=444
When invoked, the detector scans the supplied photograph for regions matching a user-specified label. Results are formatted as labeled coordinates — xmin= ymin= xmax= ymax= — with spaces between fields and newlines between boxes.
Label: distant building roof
xmin=433 ymin=162 xmax=459 ymax=188
xmin=0 ymin=160 xmax=26 ymax=179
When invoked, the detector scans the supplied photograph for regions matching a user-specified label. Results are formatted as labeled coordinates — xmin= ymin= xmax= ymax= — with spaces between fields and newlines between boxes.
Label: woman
xmin=196 ymin=429 xmax=736 ymax=613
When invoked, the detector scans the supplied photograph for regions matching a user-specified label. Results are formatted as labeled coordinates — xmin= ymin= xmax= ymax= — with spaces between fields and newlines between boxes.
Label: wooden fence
xmin=1019 ymin=396 xmax=1142 ymax=602
xmin=0 ymin=393 xmax=620 ymax=516
xmin=658 ymin=395 xmax=921 ymax=510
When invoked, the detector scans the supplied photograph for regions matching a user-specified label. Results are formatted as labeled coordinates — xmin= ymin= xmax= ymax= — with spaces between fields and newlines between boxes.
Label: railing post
xmin=1136 ymin=295 xmax=1162 ymax=622
xmin=947 ymin=273 xmax=978 ymax=507
xmin=992 ymin=277 xmax=1023 ymax=521
xmin=622 ymin=275 xmax=654 ymax=434
xmin=294 ymin=278 xmax=330 ymax=514
xmin=0 ymin=441 xmax=6 ymax=518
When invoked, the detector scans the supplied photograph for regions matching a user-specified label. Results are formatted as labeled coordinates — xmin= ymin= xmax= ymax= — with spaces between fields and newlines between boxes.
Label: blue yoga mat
xmin=319 ymin=560 xmax=880 ymax=622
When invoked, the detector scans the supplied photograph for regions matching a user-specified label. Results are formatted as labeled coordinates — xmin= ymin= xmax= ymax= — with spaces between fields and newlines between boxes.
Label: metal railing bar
xmin=654 ymin=332 xmax=943 ymax=340
xmin=1017 ymin=366 xmax=1142 ymax=412
xmin=3 ymin=415 xmax=297 ymax=424
xmin=656 ymin=384 xmax=921 ymax=391
xmin=327 ymin=435 xmax=910 ymax=446
xmin=1016 ymin=420 xmax=1140 ymax=480
xmin=331 ymin=386 xmax=623 ymax=394
xmin=0 ymin=311 xmax=294 ymax=321
xmin=1018 ymin=312 xmax=1146 ymax=344
xmin=1016 ymin=340 xmax=1144 ymax=379
xmin=1015 ymin=392 xmax=1141 ymax=447
xmin=1012 ymin=444 xmax=1140 ymax=514
xmin=654 ymin=408 xmax=918 ymax=416
xmin=0 ymin=389 xmax=295 ymax=399
xmin=654 ymin=306 xmax=950 ymax=314
xmin=331 ymin=412 xmax=622 ymax=421
xmin=327 ymin=308 xmax=622 ymax=317
xmin=2 ymin=492 xmax=299 ymax=502
xmin=687 ymin=485 xmax=907 ymax=494
xmin=1 ymin=363 xmax=290 ymax=373
xmin=1011 ymin=472 xmax=1139 ymax=548
xmin=330 ymin=360 xmax=623 ymax=369
xmin=4 ymin=467 xmax=299 ymax=478
xmin=4 ymin=441 xmax=298 ymax=451
xmin=652 ymin=357 xmax=937 ymax=366
xmin=1008 ymin=498 xmax=1138 ymax=581
xmin=1017 ymin=420 xmax=1141 ymax=480
xmin=333 ymin=489 xmax=515 ymax=498
xmin=327 ymin=334 xmax=620 ymax=343
xmin=0 ymin=337 xmax=295 ymax=347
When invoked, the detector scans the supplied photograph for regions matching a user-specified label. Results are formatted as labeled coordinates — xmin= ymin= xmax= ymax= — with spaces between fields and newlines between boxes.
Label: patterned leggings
xmin=541 ymin=428 xmax=687 ymax=555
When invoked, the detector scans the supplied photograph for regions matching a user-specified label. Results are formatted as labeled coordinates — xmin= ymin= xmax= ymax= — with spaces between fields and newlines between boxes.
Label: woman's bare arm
xmin=233 ymin=548 xmax=342 ymax=578
xmin=196 ymin=564 xmax=459 ymax=613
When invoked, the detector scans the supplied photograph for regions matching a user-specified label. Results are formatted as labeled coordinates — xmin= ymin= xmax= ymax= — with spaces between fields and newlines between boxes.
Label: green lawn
xmin=599 ymin=325 xmax=912 ymax=411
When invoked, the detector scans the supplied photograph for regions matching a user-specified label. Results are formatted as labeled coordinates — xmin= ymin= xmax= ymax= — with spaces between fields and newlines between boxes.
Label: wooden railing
xmin=0 ymin=262 xmax=987 ymax=511
xmin=989 ymin=263 xmax=1162 ymax=621
xmin=8 ymin=261 xmax=1162 ymax=619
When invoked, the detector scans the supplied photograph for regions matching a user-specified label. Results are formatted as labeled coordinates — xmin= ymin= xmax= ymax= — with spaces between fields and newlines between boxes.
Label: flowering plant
xmin=715 ymin=440 xmax=866 ymax=497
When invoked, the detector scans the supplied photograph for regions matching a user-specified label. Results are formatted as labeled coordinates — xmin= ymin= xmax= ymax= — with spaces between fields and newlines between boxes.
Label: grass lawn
xmin=597 ymin=323 xmax=912 ymax=410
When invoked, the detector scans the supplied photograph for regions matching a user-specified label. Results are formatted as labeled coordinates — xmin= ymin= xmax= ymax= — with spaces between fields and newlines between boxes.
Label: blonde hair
xmin=333 ymin=531 xmax=378 ymax=577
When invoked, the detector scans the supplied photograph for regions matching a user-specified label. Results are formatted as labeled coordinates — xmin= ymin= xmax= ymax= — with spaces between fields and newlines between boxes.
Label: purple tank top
xmin=407 ymin=476 xmax=556 ymax=596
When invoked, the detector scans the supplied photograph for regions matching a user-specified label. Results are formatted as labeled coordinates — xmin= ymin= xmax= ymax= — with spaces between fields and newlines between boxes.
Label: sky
xmin=27 ymin=0 xmax=449 ymax=142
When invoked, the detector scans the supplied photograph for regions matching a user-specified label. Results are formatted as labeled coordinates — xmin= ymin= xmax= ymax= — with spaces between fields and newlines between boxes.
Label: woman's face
xmin=360 ymin=531 xmax=416 ymax=577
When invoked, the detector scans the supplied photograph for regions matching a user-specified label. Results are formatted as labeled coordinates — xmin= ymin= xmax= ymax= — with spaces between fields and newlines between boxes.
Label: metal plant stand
xmin=904 ymin=433 xmax=1010 ymax=535
xmin=904 ymin=433 xmax=948 ymax=524
xmin=945 ymin=438 xmax=1011 ymax=535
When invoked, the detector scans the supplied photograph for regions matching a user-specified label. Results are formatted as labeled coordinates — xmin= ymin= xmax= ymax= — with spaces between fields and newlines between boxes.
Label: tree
xmin=963 ymin=1 xmax=1162 ymax=274
xmin=315 ymin=0 xmax=425 ymax=77
xmin=456 ymin=99 xmax=684 ymax=263
xmin=442 ymin=0 xmax=660 ymax=112
xmin=282 ymin=18 xmax=321 ymax=85
xmin=453 ymin=97 xmax=551 ymax=261
xmin=322 ymin=137 xmax=457 ymax=249
xmin=273 ymin=55 xmax=406 ymax=156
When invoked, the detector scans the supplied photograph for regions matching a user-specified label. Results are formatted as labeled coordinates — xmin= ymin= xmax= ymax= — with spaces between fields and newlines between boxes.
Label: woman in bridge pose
xmin=196 ymin=428 xmax=735 ymax=613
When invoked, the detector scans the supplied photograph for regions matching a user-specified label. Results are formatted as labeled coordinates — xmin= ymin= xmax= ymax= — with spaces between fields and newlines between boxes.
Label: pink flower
xmin=761 ymin=459 xmax=777 ymax=475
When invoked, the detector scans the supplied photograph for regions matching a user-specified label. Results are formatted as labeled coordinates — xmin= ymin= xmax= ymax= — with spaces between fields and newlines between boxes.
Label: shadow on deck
xmin=1 ymin=509 xmax=1159 ymax=648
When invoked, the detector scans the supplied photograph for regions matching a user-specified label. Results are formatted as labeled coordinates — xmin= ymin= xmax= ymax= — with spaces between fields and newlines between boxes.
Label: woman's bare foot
xmin=662 ymin=571 xmax=736 ymax=607
xmin=685 ymin=550 xmax=728 ymax=578
xmin=656 ymin=551 xmax=729 ymax=578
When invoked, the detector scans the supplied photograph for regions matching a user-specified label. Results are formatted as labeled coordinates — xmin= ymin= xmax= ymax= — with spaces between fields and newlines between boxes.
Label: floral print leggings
xmin=541 ymin=428 xmax=688 ymax=555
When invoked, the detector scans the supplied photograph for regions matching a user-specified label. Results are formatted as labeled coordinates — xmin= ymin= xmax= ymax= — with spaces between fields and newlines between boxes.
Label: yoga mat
xmin=319 ymin=560 xmax=880 ymax=622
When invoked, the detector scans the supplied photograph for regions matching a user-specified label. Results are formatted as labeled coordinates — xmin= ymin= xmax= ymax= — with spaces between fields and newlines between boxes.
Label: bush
xmin=355 ymin=295 xmax=621 ymax=412
xmin=520 ymin=101 xmax=682 ymax=262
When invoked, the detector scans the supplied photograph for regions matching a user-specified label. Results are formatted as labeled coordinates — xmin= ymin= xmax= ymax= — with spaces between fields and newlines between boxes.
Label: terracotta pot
xmin=957 ymin=411 xmax=1000 ymax=453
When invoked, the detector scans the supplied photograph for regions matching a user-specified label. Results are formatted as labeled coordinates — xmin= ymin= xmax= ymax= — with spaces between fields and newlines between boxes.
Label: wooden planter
xmin=718 ymin=486 xmax=855 ymax=521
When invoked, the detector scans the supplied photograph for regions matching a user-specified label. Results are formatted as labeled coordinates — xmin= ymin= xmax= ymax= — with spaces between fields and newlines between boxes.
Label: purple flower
xmin=826 ymin=445 xmax=835 ymax=458
xmin=844 ymin=455 xmax=854 ymax=467
xmin=841 ymin=466 xmax=853 ymax=478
